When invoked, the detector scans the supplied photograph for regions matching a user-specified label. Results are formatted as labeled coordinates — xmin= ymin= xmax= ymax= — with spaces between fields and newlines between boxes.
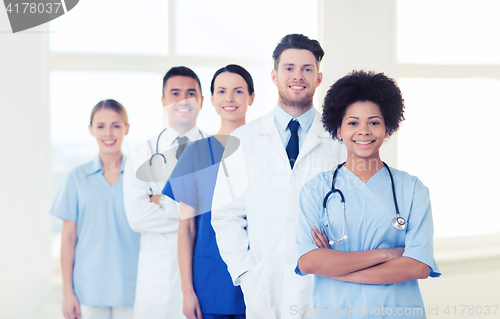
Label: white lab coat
xmin=212 ymin=108 xmax=346 ymax=319
xmin=124 ymin=126 xmax=206 ymax=319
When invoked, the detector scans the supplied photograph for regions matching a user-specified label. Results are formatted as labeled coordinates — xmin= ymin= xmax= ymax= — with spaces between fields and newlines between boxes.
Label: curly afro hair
xmin=321 ymin=70 xmax=405 ymax=140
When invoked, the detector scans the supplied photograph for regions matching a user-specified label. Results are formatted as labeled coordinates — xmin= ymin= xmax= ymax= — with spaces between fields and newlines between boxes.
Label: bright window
xmin=397 ymin=0 xmax=500 ymax=238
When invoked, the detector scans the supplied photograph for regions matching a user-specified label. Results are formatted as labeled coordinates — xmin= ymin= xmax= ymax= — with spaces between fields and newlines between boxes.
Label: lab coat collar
xmin=85 ymin=154 xmax=126 ymax=176
xmin=164 ymin=125 xmax=201 ymax=147
xmin=273 ymin=103 xmax=315 ymax=134
xmin=259 ymin=105 xmax=329 ymax=138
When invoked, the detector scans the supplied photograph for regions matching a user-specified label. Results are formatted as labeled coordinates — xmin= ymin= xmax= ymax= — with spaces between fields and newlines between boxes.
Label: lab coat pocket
xmin=193 ymin=256 xmax=216 ymax=306
xmin=239 ymin=262 xmax=275 ymax=319
xmin=135 ymin=250 xmax=171 ymax=304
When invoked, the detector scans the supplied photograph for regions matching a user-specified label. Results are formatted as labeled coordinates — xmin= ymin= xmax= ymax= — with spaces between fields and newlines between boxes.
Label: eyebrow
xmin=346 ymin=116 xmax=382 ymax=120
xmin=95 ymin=121 xmax=122 ymax=125
xmin=169 ymin=88 xmax=198 ymax=92
xmin=216 ymin=86 xmax=244 ymax=90
xmin=282 ymin=63 xmax=316 ymax=68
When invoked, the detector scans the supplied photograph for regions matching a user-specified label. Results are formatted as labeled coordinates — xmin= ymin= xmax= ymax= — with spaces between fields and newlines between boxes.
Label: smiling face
xmin=271 ymin=49 xmax=322 ymax=109
xmin=161 ymin=76 xmax=203 ymax=131
xmin=88 ymin=108 xmax=129 ymax=155
xmin=337 ymin=101 xmax=389 ymax=162
xmin=211 ymin=72 xmax=254 ymax=123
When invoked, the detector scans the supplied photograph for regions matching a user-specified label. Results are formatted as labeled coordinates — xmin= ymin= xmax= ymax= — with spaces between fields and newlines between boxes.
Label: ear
xmin=161 ymin=95 xmax=166 ymax=107
xmin=125 ymin=124 xmax=130 ymax=136
xmin=337 ymin=127 xmax=342 ymax=140
xmin=248 ymin=92 xmax=255 ymax=106
xmin=88 ymin=124 xmax=94 ymax=137
xmin=199 ymin=96 xmax=204 ymax=110
xmin=385 ymin=127 xmax=390 ymax=139
xmin=271 ymin=69 xmax=278 ymax=86
xmin=316 ymin=72 xmax=323 ymax=87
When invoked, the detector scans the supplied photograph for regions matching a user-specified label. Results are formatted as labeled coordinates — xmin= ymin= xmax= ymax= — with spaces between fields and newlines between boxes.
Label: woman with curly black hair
xmin=295 ymin=70 xmax=440 ymax=318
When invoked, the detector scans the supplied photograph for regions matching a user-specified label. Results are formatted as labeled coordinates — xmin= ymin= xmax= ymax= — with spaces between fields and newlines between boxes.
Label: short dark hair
xmin=162 ymin=66 xmax=202 ymax=96
xmin=90 ymin=99 xmax=128 ymax=125
xmin=272 ymin=34 xmax=325 ymax=70
xmin=322 ymin=70 xmax=405 ymax=140
xmin=210 ymin=64 xmax=255 ymax=95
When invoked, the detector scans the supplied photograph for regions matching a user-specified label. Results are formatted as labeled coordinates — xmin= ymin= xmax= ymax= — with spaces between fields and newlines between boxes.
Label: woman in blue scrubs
xmin=296 ymin=70 xmax=440 ymax=318
xmin=50 ymin=100 xmax=140 ymax=319
xmin=163 ymin=65 xmax=255 ymax=319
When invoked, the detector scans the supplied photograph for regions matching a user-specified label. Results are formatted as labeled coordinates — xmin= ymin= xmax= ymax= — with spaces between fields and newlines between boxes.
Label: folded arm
xmin=298 ymin=245 xmax=404 ymax=277
xmin=123 ymin=159 xmax=179 ymax=233
xmin=334 ymin=256 xmax=430 ymax=284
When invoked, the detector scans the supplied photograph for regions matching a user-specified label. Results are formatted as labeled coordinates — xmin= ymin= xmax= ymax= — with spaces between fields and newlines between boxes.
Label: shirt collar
xmin=164 ymin=125 xmax=200 ymax=147
xmin=85 ymin=154 xmax=126 ymax=176
xmin=274 ymin=103 xmax=316 ymax=133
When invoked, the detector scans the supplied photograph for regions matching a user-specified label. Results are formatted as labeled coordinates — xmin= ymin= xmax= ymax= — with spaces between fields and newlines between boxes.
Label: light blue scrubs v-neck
xmin=50 ymin=156 xmax=140 ymax=306
xmin=296 ymin=166 xmax=440 ymax=318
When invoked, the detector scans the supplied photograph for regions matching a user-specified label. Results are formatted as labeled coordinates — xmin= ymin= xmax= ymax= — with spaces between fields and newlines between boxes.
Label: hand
xmin=150 ymin=195 xmax=161 ymax=205
xmin=311 ymin=226 xmax=331 ymax=249
xmin=62 ymin=293 xmax=80 ymax=319
xmin=182 ymin=290 xmax=203 ymax=319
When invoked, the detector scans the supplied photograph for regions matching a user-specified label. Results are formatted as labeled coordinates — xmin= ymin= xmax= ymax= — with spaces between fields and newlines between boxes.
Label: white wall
xmin=0 ymin=9 xmax=52 ymax=319
xmin=318 ymin=0 xmax=500 ymax=313
xmin=318 ymin=0 xmax=398 ymax=166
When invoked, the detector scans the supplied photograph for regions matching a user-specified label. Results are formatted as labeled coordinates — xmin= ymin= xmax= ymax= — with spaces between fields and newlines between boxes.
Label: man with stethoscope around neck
xmin=123 ymin=66 xmax=207 ymax=319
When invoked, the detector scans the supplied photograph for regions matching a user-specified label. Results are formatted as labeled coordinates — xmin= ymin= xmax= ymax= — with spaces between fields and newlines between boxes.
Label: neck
xmin=169 ymin=121 xmax=195 ymax=135
xmin=215 ymin=117 xmax=245 ymax=147
xmin=99 ymin=151 xmax=122 ymax=171
xmin=344 ymin=155 xmax=384 ymax=181
xmin=278 ymin=100 xmax=312 ymax=118
xmin=217 ymin=117 xmax=245 ymax=136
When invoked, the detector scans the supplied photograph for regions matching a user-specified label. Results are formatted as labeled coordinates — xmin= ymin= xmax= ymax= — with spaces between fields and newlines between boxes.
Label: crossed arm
xmin=298 ymin=226 xmax=430 ymax=284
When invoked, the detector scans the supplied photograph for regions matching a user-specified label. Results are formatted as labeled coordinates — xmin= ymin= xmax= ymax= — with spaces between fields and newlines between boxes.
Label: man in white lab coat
xmin=212 ymin=34 xmax=346 ymax=319
xmin=124 ymin=66 xmax=206 ymax=319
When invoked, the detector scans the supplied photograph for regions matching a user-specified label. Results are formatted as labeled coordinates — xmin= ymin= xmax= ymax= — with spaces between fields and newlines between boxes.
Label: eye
xmin=188 ymin=92 xmax=196 ymax=96
xmin=97 ymin=125 xmax=104 ymax=129
xmin=217 ymin=90 xmax=225 ymax=94
xmin=304 ymin=68 xmax=312 ymax=72
xmin=347 ymin=121 xmax=357 ymax=126
xmin=370 ymin=121 xmax=380 ymax=126
xmin=114 ymin=125 xmax=121 ymax=128
xmin=236 ymin=90 xmax=243 ymax=94
xmin=172 ymin=92 xmax=178 ymax=96
xmin=285 ymin=67 xmax=292 ymax=71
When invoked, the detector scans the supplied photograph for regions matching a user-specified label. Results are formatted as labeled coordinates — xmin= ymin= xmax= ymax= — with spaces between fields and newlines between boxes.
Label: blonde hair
xmin=90 ymin=99 xmax=129 ymax=125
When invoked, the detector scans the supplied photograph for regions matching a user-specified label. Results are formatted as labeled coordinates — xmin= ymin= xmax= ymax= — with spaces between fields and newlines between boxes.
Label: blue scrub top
xmin=49 ymin=156 xmax=140 ymax=306
xmin=163 ymin=136 xmax=245 ymax=315
xmin=296 ymin=166 xmax=441 ymax=319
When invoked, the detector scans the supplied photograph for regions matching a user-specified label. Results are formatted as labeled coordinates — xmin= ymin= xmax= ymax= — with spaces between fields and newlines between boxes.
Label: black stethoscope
xmin=148 ymin=128 xmax=205 ymax=166
xmin=322 ymin=162 xmax=406 ymax=245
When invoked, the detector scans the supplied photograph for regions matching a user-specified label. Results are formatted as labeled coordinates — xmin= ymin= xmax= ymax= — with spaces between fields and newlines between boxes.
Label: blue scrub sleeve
xmin=295 ymin=177 xmax=324 ymax=276
xmin=163 ymin=143 xmax=198 ymax=209
xmin=49 ymin=171 xmax=78 ymax=222
xmin=402 ymin=178 xmax=441 ymax=277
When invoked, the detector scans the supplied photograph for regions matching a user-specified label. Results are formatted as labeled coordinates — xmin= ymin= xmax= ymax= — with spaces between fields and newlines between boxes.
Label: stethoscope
xmin=322 ymin=162 xmax=406 ymax=245
xmin=148 ymin=128 xmax=205 ymax=166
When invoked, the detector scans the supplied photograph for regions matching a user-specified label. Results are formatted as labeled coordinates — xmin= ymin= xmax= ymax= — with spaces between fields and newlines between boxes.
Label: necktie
xmin=176 ymin=136 xmax=188 ymax=160
xmin=286 ymin=120 xmax=300 ymax=169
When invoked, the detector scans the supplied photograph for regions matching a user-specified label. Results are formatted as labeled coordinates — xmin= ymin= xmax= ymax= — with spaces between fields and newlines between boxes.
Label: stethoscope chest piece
xmin=392 ymin=216 xmax=406 ymax=231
